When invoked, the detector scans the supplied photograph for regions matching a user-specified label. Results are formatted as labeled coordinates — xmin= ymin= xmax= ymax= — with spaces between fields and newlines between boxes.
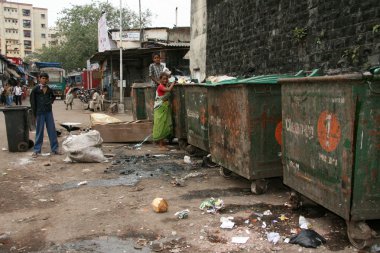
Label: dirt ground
xmin=0 ymin=99 xmax=364 ymax=253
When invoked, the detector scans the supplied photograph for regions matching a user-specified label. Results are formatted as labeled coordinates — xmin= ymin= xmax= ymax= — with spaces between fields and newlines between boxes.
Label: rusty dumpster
xmin=207 ymin=75 xmax=294 ymax=194
xmin=131 ymin=83 xmax=149 ymax=120
xmin=144 ymin=86 xmax=156 ymax=121
xmin=280 ymin=72 xmax=380 ymax=249
xmin=171 ymin=85 xmax=187 ymax=143
xmin=184 ymin=84 xmax=209 ymax=152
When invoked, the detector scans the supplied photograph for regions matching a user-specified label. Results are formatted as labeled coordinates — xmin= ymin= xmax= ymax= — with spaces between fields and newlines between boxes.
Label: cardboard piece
xmin=92 ymin=120 xmax=152 ymax=143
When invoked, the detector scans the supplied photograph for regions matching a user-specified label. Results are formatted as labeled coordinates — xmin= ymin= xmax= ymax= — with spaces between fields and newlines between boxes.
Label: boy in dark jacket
xmin=30 ymin=73 xmax=60 ymax=157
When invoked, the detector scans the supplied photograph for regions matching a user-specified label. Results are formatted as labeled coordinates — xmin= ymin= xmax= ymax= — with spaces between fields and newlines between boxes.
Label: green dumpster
xmin=280 ymin=72 xmax=380 ymax=249
xmin=131 ymin=83 xmax=148 ymax=120
xmin=184 ymin=84 xmax=209 ymax=152
xmin=171 ymin=85 xmax=187 ymax=142
xmin=144 ymin=86 xmax=156 ymax=121
xmin=206 ymin=75 xmax=294 ymax=194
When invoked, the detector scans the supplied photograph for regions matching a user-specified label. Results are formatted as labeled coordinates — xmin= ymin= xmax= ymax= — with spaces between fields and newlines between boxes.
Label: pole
xmin=119 ymin=0 xmax=123 ymax=103
xmin=139 ymin=0 xmax=142 ymax=43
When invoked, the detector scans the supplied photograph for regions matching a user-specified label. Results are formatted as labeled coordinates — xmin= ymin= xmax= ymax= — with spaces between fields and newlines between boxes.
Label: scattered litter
xmin=82 ymin=169 xmax=91 ymax=173
xmin=43 ymin=161 xmax=51 ymax=166
xmin=220 ymin=217 xmax=235 ymax=229
xmin=279 ymin=214 xmax=289 ymax=221
xmin=133 ymin=134 xmax=151 ymax=149
xmin=284 ymin=238 xmax=290 ymax=243
xmin=134 ymin=238 xmax=147 ymax=250
xmin=299 ymin=216 xmax=312 ymax=229
xmin=153 ymin=154 xmax=169 ymax=157
xmin=245 ymin=229 xmax=251 ymax=235
xmin=202 ymin=154 xmax=217 ymax=168
xmin=77 ymin=181 xmax=88 ymax=186
xmin=183 ymin=155 xmax=191 ymax=164
xmin=231 ymin=236 xmax=249 ymax=244
xmin=171 ymin=178 xmax=186 ymax=187
xmin=289 ymin=229 xmax=326 ymax=248
xmin=2 ymin=147 xmax=8 ymax=151
xmin=151 ymin=198 xmax=168 ymax=213
xmin=182 ymin=172 xmax=205 ymax=180
xmin=267 ymin=232 xmax=281 ymax=244
xmin=41 ymin=153 xmax=50 ymax=157
xmin=291 ymin=228 xmax=300 ymax=234
xmin=2 ymin=172 xmax=7 ymax=176
xmin=261 ymin=221 xmax=267 ymax=228
xmin=171 ymin=231 xmax=177 ymax=236
xmin=371 ymin=244 xmax=380 ymax=253
xmin=263 ymin=210 xmax=273 ymax=216
xmin=174 ymin=209 xmax=189 ymax=219
xmin=199 ymin=198 xmax=224 ymax=214
xmin=244 ymin=220 xmax=250 ymax=224
xmin=38 ymin=199 xmax=48 ymax=202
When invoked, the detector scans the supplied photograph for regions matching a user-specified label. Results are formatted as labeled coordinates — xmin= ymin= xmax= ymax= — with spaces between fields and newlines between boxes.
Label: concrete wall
xmin=168 ymin=27 xmax=191 ymax=42
xmin=189 ymin=0 xmax=207 ymax=82
xmin=206 ymin=0 xmax=380 ymax=76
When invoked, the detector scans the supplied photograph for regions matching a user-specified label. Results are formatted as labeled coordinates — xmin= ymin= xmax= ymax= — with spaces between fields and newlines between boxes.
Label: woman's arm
xmin=161 ymin=81 xmax=176 ymax=92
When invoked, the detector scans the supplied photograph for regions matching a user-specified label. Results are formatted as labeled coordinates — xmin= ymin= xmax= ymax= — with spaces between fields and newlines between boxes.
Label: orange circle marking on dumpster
xmin=275 ymin=121 xmax=282 ymax=146
xmin=317 ymin=111 xmax=341 ymax=152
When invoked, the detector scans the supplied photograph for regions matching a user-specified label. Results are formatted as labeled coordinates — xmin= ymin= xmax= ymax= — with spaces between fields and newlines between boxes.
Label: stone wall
xmin=206 ymin=0 xmax=380 ymax=76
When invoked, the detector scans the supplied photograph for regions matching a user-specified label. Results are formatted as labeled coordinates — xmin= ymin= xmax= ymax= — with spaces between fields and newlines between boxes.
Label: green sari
xmin=152 ymin=92 xmax=173 ymax=141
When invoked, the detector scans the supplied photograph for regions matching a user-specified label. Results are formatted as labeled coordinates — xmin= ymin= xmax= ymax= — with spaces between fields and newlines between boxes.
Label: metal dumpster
xmin=144 ymin=86 xmax=156 ymax=121
xmin=0 ymin=106 xmax=34 ymax=152
xmin=171 ymin=85 xmax=187 ymax=143
xmin=131 ymin=83 xmax=148 ymax=120
xmin=184 ymin=84 xmax=209 ymax=152
xmin=207 ymin=75 xmax=293 ymax=194
xmin=280 ymin=72 xmax=380 ymax=248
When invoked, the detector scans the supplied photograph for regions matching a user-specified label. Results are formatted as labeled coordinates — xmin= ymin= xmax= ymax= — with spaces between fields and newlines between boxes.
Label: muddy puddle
xmin=35 ymin=236 xmax=152 ymax=253
xmin=37 ymin=234 xmax=191 ymax=253
xmin=49 ymin=154 xmax=208 ymax=192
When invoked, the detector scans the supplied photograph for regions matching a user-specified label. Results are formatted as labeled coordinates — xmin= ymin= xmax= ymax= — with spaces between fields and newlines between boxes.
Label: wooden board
xmin=92 ymin=120 xmax=153 ymax=143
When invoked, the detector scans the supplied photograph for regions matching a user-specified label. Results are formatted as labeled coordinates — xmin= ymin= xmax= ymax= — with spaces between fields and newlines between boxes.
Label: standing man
xmin=30 ymin=73 xmax=61 ymax=158
xmin=148 ymin=52 xmax=165 ymax=87
xmin=13 ymin=82 xmax=23 ymax=105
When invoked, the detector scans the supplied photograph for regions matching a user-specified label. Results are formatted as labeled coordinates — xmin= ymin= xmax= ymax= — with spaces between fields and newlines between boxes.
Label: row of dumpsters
xmin=131 ymin=69 xmax=380 ymax=249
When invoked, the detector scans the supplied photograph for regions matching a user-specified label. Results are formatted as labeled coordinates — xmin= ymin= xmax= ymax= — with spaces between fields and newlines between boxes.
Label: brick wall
xmin=206 ymin=0 xmax=380 ymax=76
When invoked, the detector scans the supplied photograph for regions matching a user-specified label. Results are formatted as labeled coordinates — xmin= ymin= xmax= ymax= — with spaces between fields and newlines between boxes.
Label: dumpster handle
xmin=368 ymin=81 xmax=380 ymax=94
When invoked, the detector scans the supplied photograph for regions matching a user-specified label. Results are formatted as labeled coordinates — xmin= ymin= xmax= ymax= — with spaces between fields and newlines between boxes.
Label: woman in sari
xmin=65 ymin=84 xmax=74 ymax=110
xmin=153 ymin=72 xmax=176 ymax=150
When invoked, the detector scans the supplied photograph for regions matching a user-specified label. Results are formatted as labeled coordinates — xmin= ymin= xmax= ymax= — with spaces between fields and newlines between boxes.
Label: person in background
xmin=149 ymin=52 xmax=165 ymax=87
xmin=89 ymin=89 xmax=101 ymax=111
xmin=13 ymin=82 xmax=23 ymax=105
xmin=0 ymin=85 xmax=5 ymax=106
xmin=65 ymin=84 xmax=74 ymax=110
xmin=152 ymin=71 xmax=176 ymax=150
xmin=5 ymin=83 xmax=13 ymax=106
xmin=30 ymin=73 xmax=61 ymax=158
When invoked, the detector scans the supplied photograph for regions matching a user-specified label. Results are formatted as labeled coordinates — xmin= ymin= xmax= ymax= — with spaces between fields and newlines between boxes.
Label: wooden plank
xmin=92 ymin=121 xmax=153 ymax=143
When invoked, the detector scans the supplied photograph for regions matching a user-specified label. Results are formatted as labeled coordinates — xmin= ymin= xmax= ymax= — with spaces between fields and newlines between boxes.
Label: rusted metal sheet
xmin=171 ymin=85 xmax=187 ymax=140
xmin=144 ymin=87 xmax=156 ymax=121
xmin=208 ymin=84 xmax=282 ymax=180
xmin=280 ymin=75 xmax=380 ymax=221
xmin=184 ymin=85 xmax=209 ymax=151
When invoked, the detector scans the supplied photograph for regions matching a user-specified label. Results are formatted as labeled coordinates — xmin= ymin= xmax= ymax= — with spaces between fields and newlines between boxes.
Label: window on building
xmin=25 ymin=51 xmax=32 ymax=55
xmin=22 ymin=9 xmax=30 ymax=16
xmin=41 ymin=24 xmax=46 ymax=28
xmin=24 ymin=40 xmax=32 ymax=49
xmin=41 ymin=14 xmax=46 ymax=19
xmin=23 ymin=20 xmax=31 ymax=28
xmin=23 ymin=30 xmax=31 ymax=38
xmin=42 ymin=43 xmax=46 ymax=47
xmin=41 ymin=33 xmax=46 ymax=38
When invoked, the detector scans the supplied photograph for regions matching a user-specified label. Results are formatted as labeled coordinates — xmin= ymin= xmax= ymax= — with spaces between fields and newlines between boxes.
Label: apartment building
xmin=0 ymin=0 xmax=48 ymax=59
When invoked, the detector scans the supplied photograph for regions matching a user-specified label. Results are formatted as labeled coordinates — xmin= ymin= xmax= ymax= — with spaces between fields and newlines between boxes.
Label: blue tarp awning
xmin=35 ymin=62 xmax=62 ymax=69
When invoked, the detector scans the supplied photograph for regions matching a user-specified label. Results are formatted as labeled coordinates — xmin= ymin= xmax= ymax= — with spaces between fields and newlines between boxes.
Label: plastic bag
xmin=62 ymin=130 xmax=106 ymax=163
xmin=289 ymin=229 xmax=326 ymax=248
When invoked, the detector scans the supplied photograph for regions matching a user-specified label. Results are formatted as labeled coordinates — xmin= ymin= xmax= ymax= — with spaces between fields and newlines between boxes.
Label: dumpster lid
xmin=132 ymin=83 xmax=151 ymax=88
xmin=278 ymin=73 xmax=365 ymax=84
xmin=205 ymin=74 xmax=295 ymax=86
xmin=0 ymin=106 xmax=30 ymax=112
